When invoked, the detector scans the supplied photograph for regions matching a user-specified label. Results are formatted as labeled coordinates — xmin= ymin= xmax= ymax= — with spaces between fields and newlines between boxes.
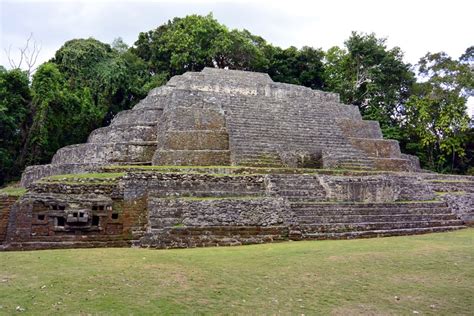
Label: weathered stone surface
xmin=21 ymin=67 xmax=421 ymax=186
xmin=20 ymin=163 xmax=102 ymax=188
xmin=147 ymin=197 xmax=291 ymax=228
xmin=350 ymin=138 xmax=402 ymax=158
xmin=5 ymin=169 xmax=470 ymax=251
xmin=337 ymin=119 xmax=383 ymax=139
xmin=441 ymin=193 xmax=474 ymax=224
xmin=4 ymin=68 xmax=472 ymax=251
xmin=51 ymin=142 xmax=156 ymax=164
xmin=0 ymin=196 xmax=17 ymax=244
xmin=153 ymin=150 xmax=231 ymax=166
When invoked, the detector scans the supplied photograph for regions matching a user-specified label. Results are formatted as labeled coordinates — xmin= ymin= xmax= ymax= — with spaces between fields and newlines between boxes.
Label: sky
xmin=1 ymin=0 xmax=473 ymax=113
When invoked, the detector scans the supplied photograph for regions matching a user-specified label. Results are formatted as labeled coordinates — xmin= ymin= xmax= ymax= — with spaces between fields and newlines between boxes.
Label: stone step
xmin=237 ymin=161 xmax=284 ymax=168
xmin=299 ymin=226 xmax=466 ymax=240
xmin=290 ymin=201 xmax=448 ymax=209
xmin=150 ymin=191 xmax=265 ymax=198
xmin=87 ymin=125 xmax=157 ymax=143
xmin=228 ymin=131 xmax=348 ymax=138
xmin=296 ymin=214 xmax=459 ymax=224
xmin=287 ymin=197 xmax=329 ymax=203
xmin=299 ymin=220 xmax=464 ymax=233
xmin=292 ymin=207 xmax=451 ymax=216
xmin=275 ymin=190 xmax=326 ymax=197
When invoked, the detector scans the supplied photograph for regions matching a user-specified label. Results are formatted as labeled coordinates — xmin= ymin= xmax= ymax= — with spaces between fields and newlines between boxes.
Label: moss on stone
xmin=45 ymin=172 xmax=125 ymax=180
xmin=0 ymin=186 xmax=27 ymax=197
xmin=435 ymin=191 xmax=467 ymax=196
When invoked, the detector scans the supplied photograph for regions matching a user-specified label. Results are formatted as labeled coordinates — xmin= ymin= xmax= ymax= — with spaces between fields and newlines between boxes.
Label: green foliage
xmin=266 ymin=46 xmax=325 ymax=89
xmin=134 ymin=14 xmax=224 ymax=76
xmin=0 ymin=67 xmax=31 ymax=184
xmin=403 ymin=49 xmax=473 ymax=172
xmin=21 ymin=38 xmax=151 ymax=166
xmin=133 ymin=14 xmax=271 ymax=78
xmin=0 ymin=186 xmax=27 ymax=197
xmin=324 ymin=32 xmax=415 ymax=138
xmin=24 ymin=63 xmax=88 ymax=164
xmin=53 ymin=38 xmax=150 ymax=124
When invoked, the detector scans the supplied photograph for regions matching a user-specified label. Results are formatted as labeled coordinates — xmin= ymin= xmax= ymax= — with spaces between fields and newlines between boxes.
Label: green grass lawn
xmin=1 ymin=229 xmax=473 ymax=315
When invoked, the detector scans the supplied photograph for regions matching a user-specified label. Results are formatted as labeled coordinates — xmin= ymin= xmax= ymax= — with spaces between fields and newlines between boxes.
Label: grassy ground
xmin=1 ymin=229 xmax=473 ymax=315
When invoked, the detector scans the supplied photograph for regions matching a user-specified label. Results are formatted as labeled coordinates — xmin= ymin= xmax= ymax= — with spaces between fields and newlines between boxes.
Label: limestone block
xmin=441 ymin=193 xmax=474 ymax=224
xmin=373 ymin=158 xmax=413 ymax=172
xmin=88 ymin=125 xmax=157 ymax=143
xmin=20 ymin=163 xmax=102 ymax=187
xmin=52 ymin=142 xmax=156 ymax=164
xmin=110 ymin=108 xmax=162 ymax=126
xmin=278 ymin=150 xmax=323 ymax=168
xmin=153 ymin=149 xmax=231 ymax=166
xmin=163 ymin=130 xmax=229 ymax=150
xmin=165 ymin=106 xmax=226 ymax=130
xmin=147 ymin=197 xmax=291 ymax=228
xmin=350 ymin=138 xmax=402 ymax=158
xmin=337 ymin=119 xmax=383 ymax=139
xmin=333 ymin=104 xmax=362 ymax=120
xmin=400 ymin=154 xmax=421 ymax=172
xmin=318 ymin=174 xmax=435 ymax=202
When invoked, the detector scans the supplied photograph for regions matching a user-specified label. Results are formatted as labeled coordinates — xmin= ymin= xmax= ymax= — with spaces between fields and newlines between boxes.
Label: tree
xmin=52 ymin=38 xmax=149 ymax=125
xmin=4 ymin=33 xmax=41 ymax=78
xmin=212 ymin=29 xmax=268 ymax=71
xmin=0 ymin=67 xmax=31 ymax=185
xmin=267 ymin=46 xmax=325 ymax=90
xmin=18 ymin=38 xmax=151 ymax=167
xmin=324 ymin=32 xmax=415 ymax=139
xmin=403 ymin=48 xmax=473 ymax=172
xmin=132 ymin=14 xmax=270 ymax=78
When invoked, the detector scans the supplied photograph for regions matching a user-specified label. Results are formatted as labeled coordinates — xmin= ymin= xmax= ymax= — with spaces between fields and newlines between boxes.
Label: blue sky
xmin=1 ymin=0 xmax=473 ymax=113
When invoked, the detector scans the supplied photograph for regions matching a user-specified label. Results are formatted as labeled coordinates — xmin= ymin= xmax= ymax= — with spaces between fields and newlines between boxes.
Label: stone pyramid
xmin=21 ymin=68 xmax=419 ymax=186
xmin=2 ymin=68 xmax=471 ymax=251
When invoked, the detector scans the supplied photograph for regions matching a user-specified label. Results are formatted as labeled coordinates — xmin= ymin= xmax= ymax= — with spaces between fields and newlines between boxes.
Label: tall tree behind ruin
xmin=323 ymin=32 xmax=415 ymax=140
xmin=403 ymin=47 xmax=473 ymax=172
xmin=0 ymin=67 xmax=31 ymax=185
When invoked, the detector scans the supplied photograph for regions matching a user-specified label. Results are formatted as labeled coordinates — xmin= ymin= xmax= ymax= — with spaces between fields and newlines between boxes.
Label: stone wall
xmin=0 ymin=196 xmax=17 ymax=244
xmin=441 ymin=193 xmax=474 ymax=224
xmin=123 ymin=172 xmax=267 ymax=200
xmin=21 ymin=163 xmax=101 ymax=188
xmin=3 ymin=169 xmax=472 ymax=250
xmin=140 ymin=225 xmax=289 ymax=248
xmin=3 ymin=192 xmax=148 ymax=250
xmin=147 ymin=197 xmax=291 ymax=228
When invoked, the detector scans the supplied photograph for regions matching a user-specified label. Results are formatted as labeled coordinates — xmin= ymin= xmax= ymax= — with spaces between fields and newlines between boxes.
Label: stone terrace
xmin=2 ymin=68 xmax=471 ymax=251
xmin=21 ymin=68 xmax=418 ymax=187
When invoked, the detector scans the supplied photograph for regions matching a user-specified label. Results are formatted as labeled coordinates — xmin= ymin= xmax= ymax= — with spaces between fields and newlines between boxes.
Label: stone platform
xmin=1 ymin=167 xmax=472 ymax=250
xmin=2 ymin=68 xmax=471 ymax=251
xmin=21 ymin=68 xmax=420 ymax=187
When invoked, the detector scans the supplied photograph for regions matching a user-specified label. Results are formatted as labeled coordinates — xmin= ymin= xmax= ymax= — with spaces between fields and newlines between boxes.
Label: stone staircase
xmin=268 ymin=174 xmax=466 ymax=239
xmin=292 ymin=202 xmax=465 ymax=239
xmin=224 ymin=96 xmax=375 ymax=170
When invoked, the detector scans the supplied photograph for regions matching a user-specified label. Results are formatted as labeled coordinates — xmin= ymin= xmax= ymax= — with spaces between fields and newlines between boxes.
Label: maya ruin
xmin=1 ymin=68 xmax=473 ymax=250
